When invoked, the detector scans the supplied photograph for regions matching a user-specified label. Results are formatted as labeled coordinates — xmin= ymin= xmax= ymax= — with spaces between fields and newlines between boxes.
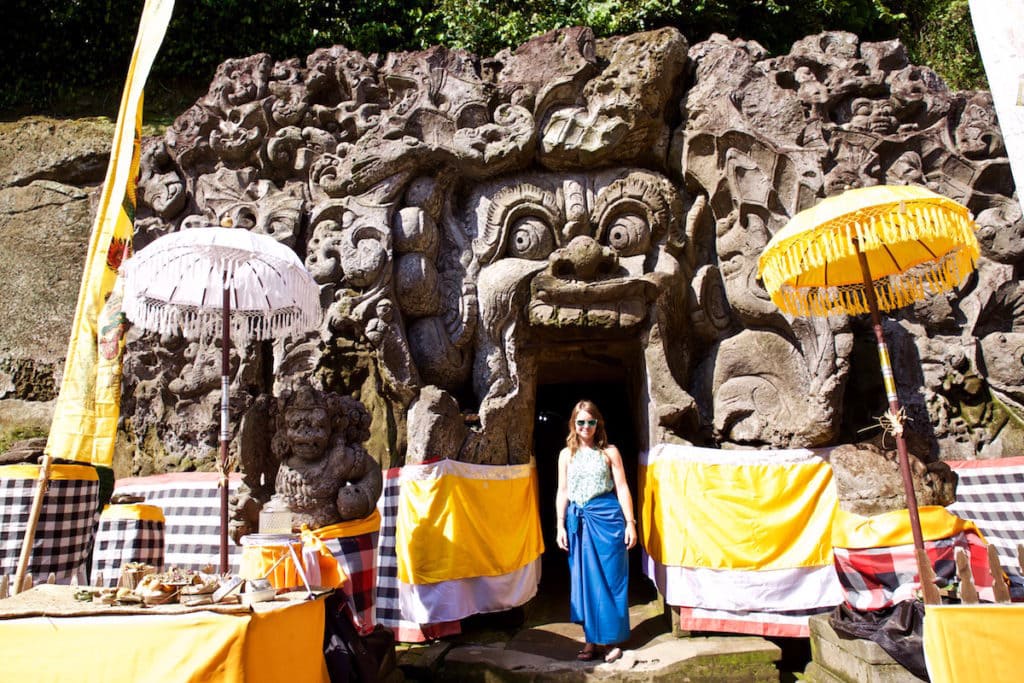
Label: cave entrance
xmin=532 ymin=373 xmax=656 ymax=618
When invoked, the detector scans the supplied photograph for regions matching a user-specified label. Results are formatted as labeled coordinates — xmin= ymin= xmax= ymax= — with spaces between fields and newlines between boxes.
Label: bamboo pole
xmin=12 ymin=455 xmax=53 ymax=594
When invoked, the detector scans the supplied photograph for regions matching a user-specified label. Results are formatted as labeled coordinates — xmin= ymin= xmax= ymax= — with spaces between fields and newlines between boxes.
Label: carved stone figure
xmin=231 ymin=383 xmax=383 ymax=540
xmin=830 ymin=442 xmax=957 ymax=516
xmin=123 ymin=25 xmax=1024 ymax=482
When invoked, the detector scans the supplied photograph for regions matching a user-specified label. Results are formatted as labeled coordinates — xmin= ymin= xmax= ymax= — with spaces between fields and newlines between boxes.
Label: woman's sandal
xmin=576 ymin=645 xmax=597 ymax=661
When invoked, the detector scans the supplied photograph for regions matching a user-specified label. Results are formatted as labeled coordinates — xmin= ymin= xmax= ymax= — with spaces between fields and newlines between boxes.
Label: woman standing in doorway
xmin=555 ymin=400 xmax=636 ymax=663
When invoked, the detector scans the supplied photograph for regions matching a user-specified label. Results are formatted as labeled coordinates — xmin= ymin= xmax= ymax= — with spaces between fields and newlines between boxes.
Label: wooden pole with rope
xmin=856 ymin=243 xmax=941 ymax=604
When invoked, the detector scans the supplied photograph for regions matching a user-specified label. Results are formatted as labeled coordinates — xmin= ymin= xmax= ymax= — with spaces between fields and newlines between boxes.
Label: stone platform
xmin=396 ymin=597 xmax=785 ymax=682
xmin=804 ymin=613 xmax=925 ymax=683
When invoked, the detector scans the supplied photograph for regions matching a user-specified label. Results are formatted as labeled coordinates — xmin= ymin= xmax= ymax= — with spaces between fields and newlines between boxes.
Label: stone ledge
xmin=437 ymin=633 xmax=781 ymax=682
xmin=806 ymin=614 xmax=925 ymax=683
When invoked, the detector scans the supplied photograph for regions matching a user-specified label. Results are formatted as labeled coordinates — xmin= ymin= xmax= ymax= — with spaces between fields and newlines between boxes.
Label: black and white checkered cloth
xmin=947 ymin=457 xmax=1024 ymax=599
xmin=0 ymin=464 xmax=100 ymax=583
xmin=91 ymin=505 xmax=166 ymax=587
xmin=112 ymin=473 xmax=242 ymax=573
xmin=375 ymin=466 xmax=402 ymax=631
xmin=373 ymin=466 xmax=460 ymax=642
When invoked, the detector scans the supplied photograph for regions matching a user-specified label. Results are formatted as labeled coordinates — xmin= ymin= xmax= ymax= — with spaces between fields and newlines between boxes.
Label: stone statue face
xmin=413 ymin=167 xmax=694 ymax=462
xmin=283 ymin=391 xmax=331 ymax=461
xmin=469 ymin=169 xmax=684 ymax=335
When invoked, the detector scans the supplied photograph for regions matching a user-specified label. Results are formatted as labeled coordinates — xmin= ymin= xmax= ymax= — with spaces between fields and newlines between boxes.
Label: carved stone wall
xmin=125 ymin=27 xmax=1024 ymax=473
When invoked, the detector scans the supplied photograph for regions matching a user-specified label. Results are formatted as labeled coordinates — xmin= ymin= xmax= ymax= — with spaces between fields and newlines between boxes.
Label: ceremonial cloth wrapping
xmin=396 ymin=459 xmax=543 ymax=623
xmin=302 ymin=512 xmax=380 ymax=635
xmin=375 ymin=466 xmax=460 ymax=642
xmin=946 ymin=457 xmax=1024 ymax=599
xmin=0 ymin=464 xmax=100 ymax=583
xmin=112 ymin=472 xmax=242 ymax=572
xmin=832 ymin=506 xmax=994 ymax=608
xmin=568 ymin=491 xmax=630 ymax=645
xmin=640 ymin=445 xmax=843 ymax=637
xmin=45 ymin=0 xmax=175 ymax=468
xmin=923 ymin=604 xmax=1024 ymax=683
xmin=91 ymin=503 xmax=166 ymax=587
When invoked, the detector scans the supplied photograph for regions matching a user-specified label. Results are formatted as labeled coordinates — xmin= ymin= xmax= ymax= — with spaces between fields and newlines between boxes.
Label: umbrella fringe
xmin=760 ymin=200 xmax=980 ymax=296
xmin=772 ymin=247 xmax=977 ymax=318
xmin=123 ymin=298 xmax=320 ymax=344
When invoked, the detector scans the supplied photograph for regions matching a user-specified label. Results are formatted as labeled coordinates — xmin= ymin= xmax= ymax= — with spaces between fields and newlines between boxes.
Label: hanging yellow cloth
xmin=396 ymin=460 xmax=544 ymax=584
xmin=641 ymin=446 xmax=837 ymax=570
xmin=924 ymin=604 xmax=1024 ymax=683
xmin=45 ymin=0 xmax=175 ymax=466
xmin=832 ymin=506 xmax=985 ymax=548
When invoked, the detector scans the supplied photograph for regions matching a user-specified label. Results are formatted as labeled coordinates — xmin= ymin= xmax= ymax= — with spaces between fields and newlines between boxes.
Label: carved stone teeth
xmin=585 ymin=307 xmax=618 ymax=328
xmin=556 ymin=304 xmax=585 ymax=326
xmin=619 ymin=299 xmax=645 ymax=327
xmin=529 ymin=302 xmax=555 ymax=324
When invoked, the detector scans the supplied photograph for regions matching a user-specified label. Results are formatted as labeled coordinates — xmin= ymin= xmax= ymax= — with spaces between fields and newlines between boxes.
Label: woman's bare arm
xmin=606 ymin=445 xmax=637 ymax=549
xmin=555 ymin=447 xmax=570 ymax=550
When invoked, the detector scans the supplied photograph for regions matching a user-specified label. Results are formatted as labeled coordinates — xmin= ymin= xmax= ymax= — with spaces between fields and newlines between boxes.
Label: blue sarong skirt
xmin=566 ymin=490 xmax=630 ymax=645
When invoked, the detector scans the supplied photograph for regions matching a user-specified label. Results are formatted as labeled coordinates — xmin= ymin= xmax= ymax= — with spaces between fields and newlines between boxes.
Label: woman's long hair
xmin=566 ymin=400 xmax=608 ymax=455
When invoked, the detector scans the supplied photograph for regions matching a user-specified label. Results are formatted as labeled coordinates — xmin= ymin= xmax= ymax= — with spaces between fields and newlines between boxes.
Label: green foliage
xmin=0 ymin=426 xmax=47 ymax=456
xmin=0 ymin=0 xmax=987 ymax=116
xmin=889 ymin=0 xmax=987 ymax=90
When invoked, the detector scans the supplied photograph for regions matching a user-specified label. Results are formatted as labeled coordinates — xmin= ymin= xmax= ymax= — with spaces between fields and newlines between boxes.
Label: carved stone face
xmin=283 ymin=389 xmax=331 ymax=461
xmin=469 ymin=169 xmax=685 ymax=335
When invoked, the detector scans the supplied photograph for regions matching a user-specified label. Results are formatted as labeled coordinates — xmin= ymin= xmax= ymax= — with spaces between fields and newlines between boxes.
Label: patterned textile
xmin=947 ymin=457 xmax=1024 ymax=599
xmin=833 ymin=532 xmax=994 ymax=609
xmin=112 ymin=472 xmax=242 ymax=573
xmin=91 ymin=504 xmax=165 ymax=587
xmin=375 ymin=466 xmax=460 ymax=642
xmin=0 ymin=464 xmax=100 ymax=583
xmin=44 ymin=0 xmax=174 ymax=468
xmin=566 ymin=447 xmax=613 ymax=505
xmin=304 ymin=517 xmax=380 ymax=635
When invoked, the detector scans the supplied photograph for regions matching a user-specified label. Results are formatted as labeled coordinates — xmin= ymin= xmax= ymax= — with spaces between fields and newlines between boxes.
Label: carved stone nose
xmin=549 ymin=235 xmax=618 ymax=281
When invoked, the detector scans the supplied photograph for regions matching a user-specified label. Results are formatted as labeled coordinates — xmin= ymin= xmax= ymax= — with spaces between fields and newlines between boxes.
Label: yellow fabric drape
xmin=100 ymin=503 xmax=165 ymax=523
xmin=397 ymin=461 xmax=544 ymax=584
xmin=301 ymin=509 xmax=382 ymax=589
xmin=0 ymin=463 xmax=98 ymax=482
xmin=832 ymin=506 xmax=985 ymax=549
xmin=641 ymin=455 xmax=837 ymax=569
xmin=45 ymin=0 xmax=175 ymax=466
xmin=923 ymin=604 xmax=1024 ymax=683
xmin=0 ymin=598 xmax=328 ymax=683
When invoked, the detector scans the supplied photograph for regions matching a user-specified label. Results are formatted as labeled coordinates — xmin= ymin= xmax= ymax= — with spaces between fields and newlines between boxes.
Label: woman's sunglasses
xmin=575 ymin=419 xmax=598 ymax=427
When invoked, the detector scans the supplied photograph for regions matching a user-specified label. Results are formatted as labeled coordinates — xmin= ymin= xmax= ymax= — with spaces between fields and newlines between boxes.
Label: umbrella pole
xmin=855 ymin=247 xmax=941 ymax=604
xmin=219 ymin=286 xmax=230 ymax=575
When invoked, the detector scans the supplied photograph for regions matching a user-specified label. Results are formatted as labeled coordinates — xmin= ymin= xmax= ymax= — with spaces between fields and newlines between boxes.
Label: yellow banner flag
xmin=46 ymin=0 xmax=175 ymax=466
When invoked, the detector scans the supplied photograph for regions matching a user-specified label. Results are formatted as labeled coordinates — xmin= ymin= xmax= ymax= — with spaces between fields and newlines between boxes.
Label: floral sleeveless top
xmin=567 ymin=446 xmax=614 ymax=505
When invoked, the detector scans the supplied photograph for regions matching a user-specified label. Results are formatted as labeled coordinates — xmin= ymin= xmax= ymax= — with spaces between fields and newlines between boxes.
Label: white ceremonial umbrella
xmin=121 ymin=226 xmax=321 ymax=573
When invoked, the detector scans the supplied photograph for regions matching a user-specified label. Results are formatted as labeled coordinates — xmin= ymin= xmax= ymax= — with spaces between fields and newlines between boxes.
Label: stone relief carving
xmin=126 ymin=25 xmax=1023 ymax=480
xmin=230 ymin=382 xmax=382 ymax=540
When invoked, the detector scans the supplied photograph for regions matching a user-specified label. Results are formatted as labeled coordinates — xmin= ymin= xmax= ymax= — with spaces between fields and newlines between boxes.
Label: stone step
xmin=805 ymin=614 xmax=925 ymax=683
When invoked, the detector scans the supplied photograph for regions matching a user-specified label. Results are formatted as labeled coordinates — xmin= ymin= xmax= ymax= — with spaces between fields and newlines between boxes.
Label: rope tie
xmin=878 ymin=407 xmax=907 ymax=439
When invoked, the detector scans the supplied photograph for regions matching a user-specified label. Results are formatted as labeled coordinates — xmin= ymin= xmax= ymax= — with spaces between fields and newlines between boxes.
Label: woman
xmin=555 ymin=400 xmax=636 ymax=663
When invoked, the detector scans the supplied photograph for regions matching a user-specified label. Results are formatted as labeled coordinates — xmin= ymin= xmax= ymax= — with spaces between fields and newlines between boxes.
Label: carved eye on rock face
xmin=604 ymin=213 xmax=650 ymax=257
xmin=508 ymin=216 xmax=554 ymax=260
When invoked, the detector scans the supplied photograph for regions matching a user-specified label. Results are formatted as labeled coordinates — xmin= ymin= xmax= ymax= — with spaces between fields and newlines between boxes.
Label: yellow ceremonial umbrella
xmin=757 ymin=184 xmax=980 ymax=604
